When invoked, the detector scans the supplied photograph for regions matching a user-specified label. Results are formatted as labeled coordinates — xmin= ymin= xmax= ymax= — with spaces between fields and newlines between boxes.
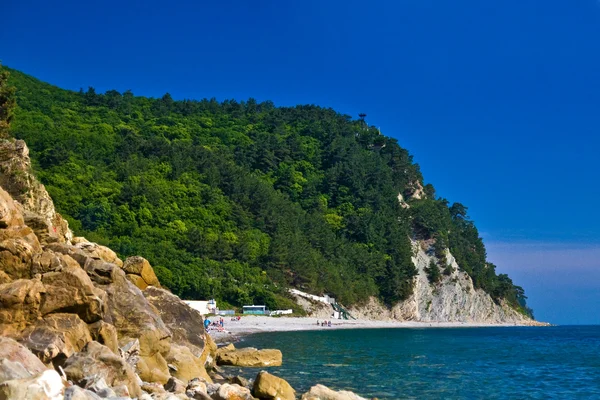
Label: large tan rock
xmin=31 ymin=250 xmax=80 ymax=276
xmin=40 ymin=266 xmax=106 ymax=323
xmin=213 ymin=383 xmax=254 ymax=400
xmin=0 ymin=186 xmax=22 ymax=229
xmin=201 ymin=332 xmax=218 ymax=370
xmin=63 ymin=341 xmax=142 ymax=398
xmin=73 ymin=239 xmax=123 ymax=268
xmin=0 ymin=337 xmax=47 ymax=383
xmin=0 ymin=271 xmax=11 ymax=284
xmin=0 ymin=237 xmax=38 ymax=280
xmin=143 ymin=286 xmax=205 ymax=356
xmin=166 ymin=344 xmax=212 ymax=383
xmin=217 ymin=347 xmax=282 ymax=367
xmin=0 ymin=369 xmax=64 ymax=400
xmin=124 ymin=256 xmax=160 ymax=289
xmin=88 ymin=320 xmax=119 ymax=354
xmin=0 ymin=139 xmax=72 ymax=244
xmin=136 ymin=348 xmax=170 ymax=385
xmin=0 ymin=186 xmax=43 ymax=280
xmin=92 ymin=265 xmax=172 ymax=378
xmin=252 ymin=371 xmax=295 ymax=400
xmin=19 ymin=313 xmax=93 ymax=365
xmin=301 ymin=384 xmax=368 ymax=400
xmin=0 ymin=278 xmax=44 ymax=334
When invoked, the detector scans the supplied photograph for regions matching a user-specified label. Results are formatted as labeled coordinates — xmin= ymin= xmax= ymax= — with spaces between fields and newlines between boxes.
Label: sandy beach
xmin=206 ymin=316 xmax=532 ymax=343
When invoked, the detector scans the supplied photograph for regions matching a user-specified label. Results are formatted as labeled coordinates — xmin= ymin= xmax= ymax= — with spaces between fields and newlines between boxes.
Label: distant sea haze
xmin=238 ymin=326 xmax=600 ymax=399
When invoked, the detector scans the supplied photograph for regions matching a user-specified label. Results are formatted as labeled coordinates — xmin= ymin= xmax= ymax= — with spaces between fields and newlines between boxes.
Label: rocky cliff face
xmin=350 ymin=241 xmax=532 ymax=324
xmin=0 ymin=138 xmax=220 ymax=399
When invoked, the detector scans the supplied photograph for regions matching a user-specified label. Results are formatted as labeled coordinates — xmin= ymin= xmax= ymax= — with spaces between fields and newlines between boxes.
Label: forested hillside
xmin=2 ymin=66 xmax=531 ymax=316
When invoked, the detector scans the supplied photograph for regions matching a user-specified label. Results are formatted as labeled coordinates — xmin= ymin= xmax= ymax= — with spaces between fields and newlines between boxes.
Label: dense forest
xmin=1 ymin=66 xmax=531 ymax=316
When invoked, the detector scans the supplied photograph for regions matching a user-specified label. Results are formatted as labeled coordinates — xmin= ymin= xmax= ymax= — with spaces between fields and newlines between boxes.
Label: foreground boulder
xmin=143 ymin=286 xmax=205 ymax=356
xmin=39 ymin=266 xmax=106 ymax=323
xmin=166 ymin=343 xmax=212 ymax=383
xmin=217 ymin=347 xmax=282 ymax=367
xmin=0 ymin=337 xmax=47 ymax=383
xmin=0 ymin=278 xmax=45 ymax=336
xmin=19 ymin=313 xmax=93 ymax=365
xmin=213 ymin=383 xmax=254 ymax=400
xmin=253 ymin=371 xmax=295 ymax=400
xmin=63 ymin=341 xmax=142 ymax=398
xmin=301 ymin=384 xmax=368 ymax=400
xmin=0 ymin=369 xmax=64 ymax=400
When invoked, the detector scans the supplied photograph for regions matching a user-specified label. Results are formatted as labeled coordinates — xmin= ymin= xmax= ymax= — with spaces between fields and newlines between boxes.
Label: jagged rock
xmin=0 ymin=139 xmax=72 ymax=244
xmin=164 ymin=376 xmax=186 ymax=393
xmin=0 ymin=337 xmax=47 ymax=383
xmin=216 ymin=347 xmax=282 ymax=367
xmin=63 ymin=341 xmax=142 ymax=398
xmin=166 ymin=343 xmax=212 ymax=383
xmin=0 ymin=237 xmax=38 ymax=279
xmin=0 ymin=270 xmax=11 ymax=284
xmin=88 ymin=320 xmax=119 ymax=354
xmin=135 ymin=331 xmax=171 ymax=384
xmin=252 ymin=371 xmax=295 ymax=400
xmin=142 ymin=381 xmax=168 ymax=396
xmin=79 ymin=375 xmax=110 ymax=393
xmin=301 ymin=384 xmax=368 ymax=400
xmin=73 ymin=239 xmax=123 ymax=268
xmin=207 ymin=382 xmax=222 ymax=395
xmin=230 ymin=375 xmax=249 ymax=388
xmin=40 ymin=266 xmax=106 ymax=323
xmin=0 ymin=278 xmax=45 ymax=335
xmin=31 ymin=249 xmax=81 ymax=275
xmin=143 ymin=286 xmax=205 ymax=356
xmin=119 ymin=339 xmax=140 ymax=367
xmin=112 ymin=384 xmax=130 ymax=397
xmin=185 ymin=377 xmax=209 ymax=399
xmin=93 ymin=265 xmax=172 ymax=383
xmin=0 ymin=359 xmax=34 ymax=383
xmin=201 ymin=332 xmax=218 ymax=371
xmin=64 ymin=385 xmax=103 ymax=400
xmin=19 ymin=313 xmax=92 ymax=365
xmin=212 ymin=383 xmax=254 ymax=400
xmin=0 ymin=369 xmax=64 ymax=400
xmin=0 ymin=186 xmax=22 ymax=229
xmin=123 ymin=256 xmax=160 ymax=289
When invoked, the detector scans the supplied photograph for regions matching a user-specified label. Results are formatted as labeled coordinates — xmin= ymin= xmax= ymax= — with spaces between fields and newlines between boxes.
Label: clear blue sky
xmin=2 ymin=0 xmax=599 ymax=324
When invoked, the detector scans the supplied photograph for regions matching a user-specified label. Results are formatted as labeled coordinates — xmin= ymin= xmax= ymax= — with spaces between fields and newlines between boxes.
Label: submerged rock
xmin=217 ymin=347 xmax=282 ymax=367
xmin=301 ymin=384 xmax=368 ymax=400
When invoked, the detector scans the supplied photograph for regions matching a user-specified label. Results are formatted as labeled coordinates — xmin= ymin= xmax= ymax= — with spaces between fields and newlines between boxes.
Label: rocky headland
xmin=0 ymin=138 xmax=367 ymax=400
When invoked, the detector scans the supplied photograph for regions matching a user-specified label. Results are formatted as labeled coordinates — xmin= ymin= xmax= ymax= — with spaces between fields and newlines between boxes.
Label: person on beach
xmin=328 ymin=320 xmax=332 ymax=327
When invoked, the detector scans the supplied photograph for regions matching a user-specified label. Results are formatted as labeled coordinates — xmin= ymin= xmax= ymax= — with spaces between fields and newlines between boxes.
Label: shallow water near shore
xmin=234 ymin=325 xmax=600 ymax=399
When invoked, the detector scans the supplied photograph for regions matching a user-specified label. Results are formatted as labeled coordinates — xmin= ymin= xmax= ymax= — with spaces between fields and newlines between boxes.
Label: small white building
xmin=184 ymin=299 xmax=217 ymax=315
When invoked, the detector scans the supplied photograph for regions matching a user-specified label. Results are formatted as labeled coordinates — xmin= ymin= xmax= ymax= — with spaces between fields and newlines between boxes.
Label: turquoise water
xmin=233 ymin=326 xmax=600 ymax=399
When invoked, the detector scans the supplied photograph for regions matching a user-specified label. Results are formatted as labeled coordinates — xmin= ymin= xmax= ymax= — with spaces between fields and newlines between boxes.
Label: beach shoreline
xmin=207 ymin=315 xmax=548 ymax=344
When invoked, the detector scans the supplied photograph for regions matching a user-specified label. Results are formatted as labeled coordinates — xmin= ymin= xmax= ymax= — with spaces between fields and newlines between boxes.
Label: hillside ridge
xmin=2 ymin=66 xmax=533 ymax=320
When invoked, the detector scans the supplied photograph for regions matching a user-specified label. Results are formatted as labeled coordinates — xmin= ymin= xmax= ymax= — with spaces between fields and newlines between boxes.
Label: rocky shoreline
xmin=0 ymin=138 xmax=547 ymax=399
xmin=0 ymin=139 xmax=373 ymax=399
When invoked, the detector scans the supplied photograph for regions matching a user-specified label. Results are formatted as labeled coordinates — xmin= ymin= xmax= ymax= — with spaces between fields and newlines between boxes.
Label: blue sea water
xmin=232 ymin=326 xmax=600 ymax=399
